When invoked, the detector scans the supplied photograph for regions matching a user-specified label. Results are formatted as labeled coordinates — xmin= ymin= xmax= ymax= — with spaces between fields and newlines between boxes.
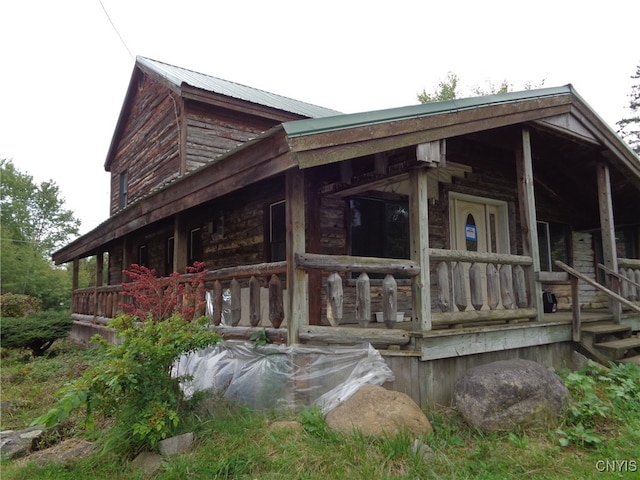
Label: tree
xmin=418 ymin=74 xmax=544 ymax=104
xmin=417 ymin=72 xmax=460 ymax=103
xmin=616 ymin=65 xmax=640 ymax=155
xmin=1 ymin=159 xmax=80 ymax=309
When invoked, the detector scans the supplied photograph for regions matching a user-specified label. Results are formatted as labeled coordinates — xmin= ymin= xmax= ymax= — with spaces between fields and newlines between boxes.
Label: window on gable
xmin=350 ymin=197 xmax=409 ymax=261
xmin=269 ymin=201 xmax=286 ymax=262
xmin=537 ymin=221 xmax=570 ymax=272
xmin=119 ymin=170 xmax=128 ymax=209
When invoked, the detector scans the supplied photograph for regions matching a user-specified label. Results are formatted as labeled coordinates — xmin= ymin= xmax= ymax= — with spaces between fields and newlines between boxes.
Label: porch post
xmin=286 ymin=168 xmax=307 ymax=344
xmin=93 ymin=251 xmax=104 ymax=317
xmin=72 ymin=257 xmax=79 ymax=314
xmin=597 ymin=161 xmax=621 ymax=323
xmin=173 ymin=214 xmax=187 ymax=274
xmin=516 ymin=127 xmax=544 ymax=321
xmin=409 ymin=167 xmax=432 ymax=330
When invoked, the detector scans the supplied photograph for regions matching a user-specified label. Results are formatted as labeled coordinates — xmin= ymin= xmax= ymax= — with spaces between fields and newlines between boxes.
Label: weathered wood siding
xmin=185 ymin=103 xmax=276 ymax=172
xmin=109 ymin=78 xmax=181 ymax=215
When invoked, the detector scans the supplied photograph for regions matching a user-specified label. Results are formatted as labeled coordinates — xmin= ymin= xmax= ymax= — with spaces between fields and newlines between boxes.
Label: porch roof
xmin=283 ymin=85 xmax=575 ymax=137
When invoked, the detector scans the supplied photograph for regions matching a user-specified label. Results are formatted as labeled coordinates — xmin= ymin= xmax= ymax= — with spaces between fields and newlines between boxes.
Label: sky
xmin=1 ymin=0 xmax=638 ymax=236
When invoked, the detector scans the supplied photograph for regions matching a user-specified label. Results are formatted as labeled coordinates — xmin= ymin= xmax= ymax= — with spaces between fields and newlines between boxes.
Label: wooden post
xmin=229 ymin=278 xmax=241 ymax=326
xmin=72 ymin=257 xmax=79 ymax=314
xmin=286 ymin=169 xmax=307 ymax=344
xmin=409 ymin=167 xmax=432 ymax=330
xmin=306 ymin=174 xmax=322 ymax=325
xmin=382 ymin=274 xmax=398 ymax=329
xmin=268 ymin=275 xmax=284 ymax=328
xmin=326 ymin=272 xmax=343 ymax=326
xmin=249 ymin=276 xmax=261 ymax=326
xmin=93 ymin=251 xmax=104 ymax=316
xmin=571 ymin=275 xmax=581 ymax=342
xmin=469 ymin=263 xmax=483 ymax=311
xmin=173 ymin=214 xmax=187 ymax=274
xmin=516 ymin=127 xmax=544 ymax=321
xmin=597 ymin=161 xmax=621 ymax=323
xmin=212 ymin=280 xmax=223 ymax=325
xmin=355 ymin=272 xmax=371 ymax=327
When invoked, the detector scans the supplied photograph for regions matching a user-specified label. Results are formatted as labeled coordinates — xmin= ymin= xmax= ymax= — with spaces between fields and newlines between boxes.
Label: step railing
xmin=554 ymin=260 xmax=640 ymax=342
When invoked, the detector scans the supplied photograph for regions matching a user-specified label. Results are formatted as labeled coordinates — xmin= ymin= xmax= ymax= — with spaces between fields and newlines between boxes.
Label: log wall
xmin=109 ymin=78 xmax=181 ymax=215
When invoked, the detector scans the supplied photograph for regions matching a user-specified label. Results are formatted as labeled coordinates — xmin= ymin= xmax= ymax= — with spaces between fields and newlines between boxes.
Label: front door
xmin=450 ymin=193 xmax=509 ymax=310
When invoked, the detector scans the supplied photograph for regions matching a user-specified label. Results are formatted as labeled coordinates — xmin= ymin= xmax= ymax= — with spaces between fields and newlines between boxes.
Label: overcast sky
xmin=1 ymin=1 xmax=638 ymax=236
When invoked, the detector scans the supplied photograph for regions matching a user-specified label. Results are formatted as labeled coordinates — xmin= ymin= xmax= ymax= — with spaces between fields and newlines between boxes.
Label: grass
xmin=2 ymin=340 xmax=639 ymax=479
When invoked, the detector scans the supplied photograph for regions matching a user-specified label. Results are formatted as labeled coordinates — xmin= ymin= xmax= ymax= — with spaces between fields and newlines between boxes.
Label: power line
xmin=98 ymin=0 xmax=134 ymax=61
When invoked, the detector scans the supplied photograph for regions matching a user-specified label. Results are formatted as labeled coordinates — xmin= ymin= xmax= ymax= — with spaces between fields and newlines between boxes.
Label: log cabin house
xmin=53 ymin=57 xmax=640 ymax=407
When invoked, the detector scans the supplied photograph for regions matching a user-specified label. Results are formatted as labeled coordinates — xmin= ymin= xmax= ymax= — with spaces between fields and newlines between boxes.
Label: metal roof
xmin=137 ymin=56 xmax=342 ymax=119
xmin=283 ymin=85 xmax=576 ymax=137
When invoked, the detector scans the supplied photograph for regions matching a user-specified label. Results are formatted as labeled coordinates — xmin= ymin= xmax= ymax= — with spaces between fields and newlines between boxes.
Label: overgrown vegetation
xmin=2 ymin=343 xmax=639 ymax=479
xmin=25 ymin=263 xmax=221 ymax=455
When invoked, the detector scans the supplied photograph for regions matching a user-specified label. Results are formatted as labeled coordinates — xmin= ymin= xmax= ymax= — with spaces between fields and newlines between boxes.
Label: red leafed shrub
xmin=120 ymin=262 xmax=208 ymax=322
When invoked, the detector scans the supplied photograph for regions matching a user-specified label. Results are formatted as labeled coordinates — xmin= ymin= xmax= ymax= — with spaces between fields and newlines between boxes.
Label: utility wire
xmin=98 ymin=0 xmax=135 ymax=61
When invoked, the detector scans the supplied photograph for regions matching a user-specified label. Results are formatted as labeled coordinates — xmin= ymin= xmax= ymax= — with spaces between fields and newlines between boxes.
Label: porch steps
xmin=594 ymin=337 xmax=640 ymax=360
xmin=579 ymin=323 xmax=640 ymax=364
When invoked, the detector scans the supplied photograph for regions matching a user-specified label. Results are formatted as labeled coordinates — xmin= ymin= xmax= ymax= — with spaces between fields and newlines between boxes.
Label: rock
xmin=411 ymin=438 xmax=435 ymax=461
xmin=325 ymin=384 xmax=432 ymax=437
xmin=0 ymin=426 xmax=46 ymax=460
xmin=17 ymin=439 xmax=96 ymax=467
xmin=158 ymin=432 xmax=195 ymax=456
xmin=131 ymin=451 xmax=164 ymax=476
xmin=454 ymin=359 xmax=568 ymax=431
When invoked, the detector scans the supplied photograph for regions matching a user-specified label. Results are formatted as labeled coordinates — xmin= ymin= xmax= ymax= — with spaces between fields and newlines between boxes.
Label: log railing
xmin=72 ymin=262 xmax=287 ymax=330
xmin=295 ymin=253 xmax=420 ymax=329
xmin=429 ymin=249 xmax=536 ymax=327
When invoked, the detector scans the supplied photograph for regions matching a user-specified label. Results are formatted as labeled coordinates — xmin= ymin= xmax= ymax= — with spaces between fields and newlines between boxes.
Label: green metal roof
xmin=138 ymin=56 xmax=342 ymax=119
xmin=283 ymin=85 xmax=576 ymax=138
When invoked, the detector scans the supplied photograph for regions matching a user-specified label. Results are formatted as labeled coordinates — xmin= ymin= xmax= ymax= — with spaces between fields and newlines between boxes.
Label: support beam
xmin=173 ymin=214 xmax=187 ymax=274
xmin=597 ymin=161 xmax=621 ymax=322
xmin=286 ymin=169 xmax=307 ymax=344
xmin=409 ymin=167 xmax=432 ymax=330
xmin=515 ymin=127 xmax=544 ymax=321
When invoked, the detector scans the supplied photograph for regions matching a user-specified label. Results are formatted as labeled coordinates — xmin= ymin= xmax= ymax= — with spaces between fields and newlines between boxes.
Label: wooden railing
xmin=429 ymin=249 xmax=536 ymax=327
xmin=72 ymin=262 xmax=287 ymax=329
xmin=295 ymin=253 xmax=420 ymax=329
xmin=555 ymin=260 xmax=640 ymax=342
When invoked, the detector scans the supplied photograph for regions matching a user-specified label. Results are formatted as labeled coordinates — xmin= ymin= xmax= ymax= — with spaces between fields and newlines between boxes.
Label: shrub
xmin=0 ymin=310 xmax=72 ymax=356
xmin=33 ymin=263 xmax=220 ymax=454
xmin=0 ymin=293 xmax=40 ymax=318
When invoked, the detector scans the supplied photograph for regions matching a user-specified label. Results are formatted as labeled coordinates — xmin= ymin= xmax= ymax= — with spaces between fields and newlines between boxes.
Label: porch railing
xmin=429 ymin=249 xmax=536 ymax=327
xmin=294 ymin=253 xmax=421 ymax=328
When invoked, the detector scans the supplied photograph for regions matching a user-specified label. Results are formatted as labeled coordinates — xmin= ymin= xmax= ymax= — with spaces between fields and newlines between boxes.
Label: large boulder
xmin=325 ymin=385 xmax=432 ymax=437
xmin=453 ymin=359 xmax=567 ymax=431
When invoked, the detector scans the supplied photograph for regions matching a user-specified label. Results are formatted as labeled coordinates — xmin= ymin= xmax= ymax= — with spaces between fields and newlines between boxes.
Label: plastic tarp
xmin=174 ymin=341 xmax=394 ymax=414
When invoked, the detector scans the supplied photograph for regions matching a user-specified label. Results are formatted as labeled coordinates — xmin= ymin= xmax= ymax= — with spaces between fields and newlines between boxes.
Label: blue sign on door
xmin=465 ymin=224 xmax=477 ymax=241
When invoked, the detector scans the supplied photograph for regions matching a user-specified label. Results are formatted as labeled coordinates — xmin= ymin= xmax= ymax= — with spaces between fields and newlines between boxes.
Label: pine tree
xmin=616 ymin=65 xmax=640 ymax=155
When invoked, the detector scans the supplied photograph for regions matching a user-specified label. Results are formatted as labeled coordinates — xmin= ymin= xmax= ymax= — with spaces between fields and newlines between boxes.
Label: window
xmin=165 ymin=236 xmax=174 ymax=275
xmin=189 ymin=228 xmax=202 ymax=265
xmin=269 ymin=201 xmax=286 ymax=262
xmin=137 ymin=245 xmax=147 ymax=266
xmin=537 ymin=221 xmax=570 ymax=272
xmin=119 ymin=170 xmax=128 ymax=209
xmin=350 ymin=197 xmax=409 ymax=260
